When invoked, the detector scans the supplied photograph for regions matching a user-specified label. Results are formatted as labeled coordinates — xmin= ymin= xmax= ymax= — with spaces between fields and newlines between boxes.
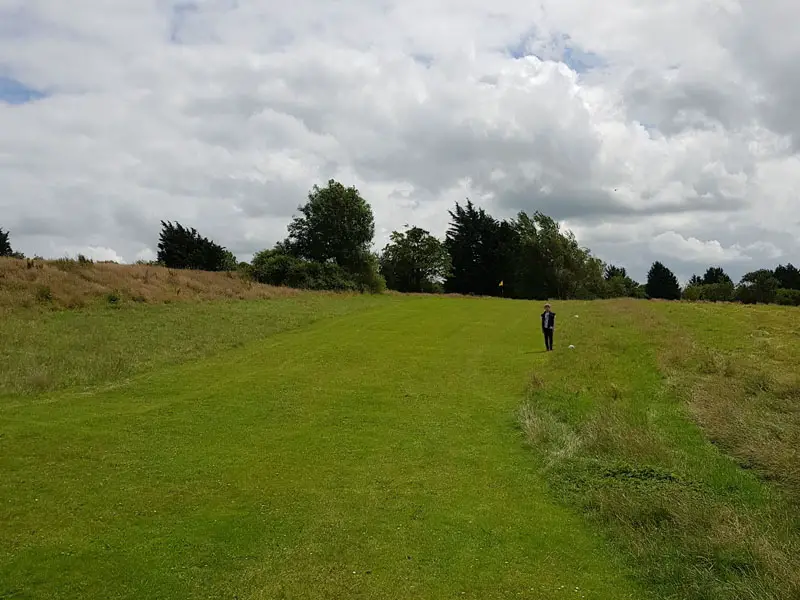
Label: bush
xmin=251 ymin=250 xmax=358 ymax=291
xmin=286 ymin=260 xmax=359 ymax=291
xmin=684 ymin=281 xmax=735 ymax=303
xmin=605 ymin=275 xmax=631 ymax=298
xmin=236 ymin=262 xmax=254 ymax=280
xmin=349 ymin=252 xmax=386 ymax=294
xmin=703 ymin=281 xmax=735 ymax=302
xmin=736 ymin=270 xmax=779 ymax=305
xmin=776 ymin=289 xmax=800 ymax=306
xmin=251 ymin=248 xmax=385 ymax=294
xmin=106 ymin=290 xmax=122 ymax=306
xmin=682 ymin=285 xmax=703 ymax=302
xmin=631 ymin=284 xmax=648 ymax=299
xmin=35 ymin=285 xmax=52 ymax=303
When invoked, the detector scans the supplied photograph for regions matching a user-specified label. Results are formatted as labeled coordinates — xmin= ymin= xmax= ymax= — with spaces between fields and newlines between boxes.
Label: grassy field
xmin=1 ymin=294 xmax=798 ymax=599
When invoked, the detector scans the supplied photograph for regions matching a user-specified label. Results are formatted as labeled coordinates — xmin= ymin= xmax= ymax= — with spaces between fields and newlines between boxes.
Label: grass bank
xmin=519 ymin=300 xmax=799 ymax=600
xmin=0 ymin=256 xmax=294 ymax=312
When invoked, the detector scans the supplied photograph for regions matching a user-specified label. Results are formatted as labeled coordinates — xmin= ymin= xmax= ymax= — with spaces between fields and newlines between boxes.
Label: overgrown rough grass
xmin=0 ymin=256 xmax=297 ymax=311
xmin=518 ymin=300 xmax=799 ymax=600
xmin=654 ymin=302 xmax=800 ymax=505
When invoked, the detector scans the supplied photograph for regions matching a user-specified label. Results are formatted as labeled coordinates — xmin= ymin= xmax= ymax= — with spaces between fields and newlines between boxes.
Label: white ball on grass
xmin=568 ymin=344 xmax=575 ymax=349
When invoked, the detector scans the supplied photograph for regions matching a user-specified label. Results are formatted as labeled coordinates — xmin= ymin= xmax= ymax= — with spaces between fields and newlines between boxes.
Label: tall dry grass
xmin=518 ymin=300 xmax=800 ymax=600
xmin=0 ymin=257 xmax=298 ymax=312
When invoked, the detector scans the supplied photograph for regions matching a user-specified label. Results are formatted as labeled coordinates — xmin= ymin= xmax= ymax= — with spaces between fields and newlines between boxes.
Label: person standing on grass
xmin=541 ymin=303 xmax=555 ymax=351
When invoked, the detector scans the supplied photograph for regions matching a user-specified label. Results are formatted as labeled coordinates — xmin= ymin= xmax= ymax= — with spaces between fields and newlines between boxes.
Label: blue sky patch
xmin=507 ymin=31 xmax=605 ymax=74
xmin=0 ymin=76 xmax=46 ymax=105
xmin=411 ymin=53 xmax=434 ymax=68
xmin=561 ymin=46 xmax=605 ymax=74
xmin=169 ymin=2 xmax=199 ymax=43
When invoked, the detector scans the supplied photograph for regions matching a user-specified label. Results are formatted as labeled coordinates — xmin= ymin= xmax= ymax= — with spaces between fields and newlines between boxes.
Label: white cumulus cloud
xmin=650 ymin=231 xmax=743 ymax=263
xmin=1 ymin=0 xmax=799 ymax=282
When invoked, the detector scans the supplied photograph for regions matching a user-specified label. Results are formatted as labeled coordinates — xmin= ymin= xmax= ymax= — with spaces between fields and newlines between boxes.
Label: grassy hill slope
xmin=1 ymin=295 xmax=798 ymax=599
xmin=0 ymin=257 xmax=294 ymax=311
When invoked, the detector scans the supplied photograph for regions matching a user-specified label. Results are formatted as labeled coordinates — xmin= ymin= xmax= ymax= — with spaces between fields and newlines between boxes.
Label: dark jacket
xmin=541 ymin=311 xmax=555 ymax=330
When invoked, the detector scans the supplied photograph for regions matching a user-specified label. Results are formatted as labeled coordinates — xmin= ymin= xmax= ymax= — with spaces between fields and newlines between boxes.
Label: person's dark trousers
xmin=543 ymin=328 xmax=554 ymax=351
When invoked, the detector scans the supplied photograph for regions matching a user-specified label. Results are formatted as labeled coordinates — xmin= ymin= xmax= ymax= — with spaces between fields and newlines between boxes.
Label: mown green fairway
xmin=1 ymin=296 xmax=642 ymax=599
xmin=2 ymin=296 xmax=798 ymax=599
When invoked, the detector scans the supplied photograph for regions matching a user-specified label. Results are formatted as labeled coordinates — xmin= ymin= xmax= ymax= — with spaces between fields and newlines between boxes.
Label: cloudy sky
xmin=1 ymin=0 xmax=798 ymax=282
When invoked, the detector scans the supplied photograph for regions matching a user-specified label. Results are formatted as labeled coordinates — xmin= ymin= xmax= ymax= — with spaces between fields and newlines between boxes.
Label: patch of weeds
xmin=105 ymin=290 xmax=122 ymax=307
xmin=627 ymin=504 xmax=675 ymax=530
xmin=35 ymin=285 xmax=52 ymax=303
xmin=602 ymin=464 xmax=679 ymax=484
xmin=774 ymin=378 xmax=800 ymax=402
xmin=52 ymin=258 xmax=76 ymax=272
xmin=698 ymin=349 xmax=732 ymax=376
xmin=63 ymin=297 xmax=87 ymax=310
xmin=519 ymin=360 xmax=799 ymax=600
xmin=518 ymin=403 xmax=582 ymax=464
xmin=26 ymin=371 xmax=53 ymax=393
xmin=744 ymin=371 xmax=773 ymax=395
xmin=710 ymin=547 xmax=759 ymax=578
xmin=528 ymin=372 xmax=545 ymax=391
xmin=52 ymin=256 xmax=92 ymax=272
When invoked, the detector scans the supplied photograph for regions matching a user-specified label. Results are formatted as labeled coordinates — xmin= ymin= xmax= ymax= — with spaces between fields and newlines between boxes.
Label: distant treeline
xmin=2 ymin=180 xmax=798 ymax=306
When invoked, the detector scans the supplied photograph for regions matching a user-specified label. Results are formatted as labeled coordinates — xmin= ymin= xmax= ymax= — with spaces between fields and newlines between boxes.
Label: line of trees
xmin=682 ymin=264 xmax=800 ymax=306
xmin=2 ymin=179 xmax=798 ymax=306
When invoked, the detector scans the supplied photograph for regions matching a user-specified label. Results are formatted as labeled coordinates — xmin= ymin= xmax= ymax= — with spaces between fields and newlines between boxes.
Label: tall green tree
xmin=604 ymin=265 xmax=627 ymax=280
xmin=444 ymin=200 xmax=516 ymax=296
xmin=512 ymin=212 xmax=605 ymax=300
xmin=221 ymin=250 xmax=238 ymax=272
xmin=646 ymin=261 xmax=681 ymax=300
xmin=157 ymin=221 xmax=229 ymax=271
xmin=603 ymin=264 xmax=641 ymax=298
xmin=0 ymin=228 xmax=11 ymax=257
xmin=687 ymin=274 xmax=703 ymax=288
xmin=444 ymin=201 xmax=610 ymax=300
xmin=284 ymin=180 xmax=375 ymax=273
xmin=702 ymin=266 xmax=732 ymax=285
xmin=736 ymin=269 xmax=780 ymax=304
xmin=380 ymin=226 xmax=451 ymax=293
xmin=774 ymin=263 xmax=800 ymax=290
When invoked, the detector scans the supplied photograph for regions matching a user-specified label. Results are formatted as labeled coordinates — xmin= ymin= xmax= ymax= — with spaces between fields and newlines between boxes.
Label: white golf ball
xmin=568 ymin=345 xmax=575 ymax=349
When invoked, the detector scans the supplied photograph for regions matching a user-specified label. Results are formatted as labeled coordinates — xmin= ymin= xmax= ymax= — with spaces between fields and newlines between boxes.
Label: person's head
xmin=544 ymin=303 xmax=551 ymax=312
